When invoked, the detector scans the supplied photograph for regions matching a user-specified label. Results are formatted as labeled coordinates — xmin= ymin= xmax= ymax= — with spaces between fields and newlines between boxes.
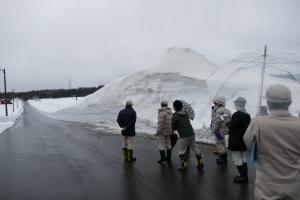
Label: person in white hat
xmin=211 ymin=95 xmax=232 ymax=164
xmin=244 ymin=84 xmax=300 ymax=200
xmin=227 ymin=97 xmax=251 ymax=183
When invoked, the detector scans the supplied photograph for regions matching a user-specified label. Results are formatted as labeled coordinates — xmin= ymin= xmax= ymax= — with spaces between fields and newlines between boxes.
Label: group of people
xmin=117 ymin=84 xmax=300 ymax=200
xmin=211 ymin=95 xmax=251 ymax=183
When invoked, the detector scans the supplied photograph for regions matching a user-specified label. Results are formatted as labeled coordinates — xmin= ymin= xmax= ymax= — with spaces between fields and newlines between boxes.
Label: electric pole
xmin=0 ymin=68 xmax=8 ymax=116
xmin=257 ymin=45 xmax=267 ymax=115
xmin=12 ymin=89 xmax=14 ymax=113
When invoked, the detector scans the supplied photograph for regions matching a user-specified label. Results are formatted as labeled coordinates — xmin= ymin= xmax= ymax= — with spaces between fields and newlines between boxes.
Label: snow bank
xmin=49 ymin=47 xmax=219 ymax=142
xmin=30 ymin=49 xmax=300 ymax=144
xmin=0 ymin=99 xmax=24 ymax=133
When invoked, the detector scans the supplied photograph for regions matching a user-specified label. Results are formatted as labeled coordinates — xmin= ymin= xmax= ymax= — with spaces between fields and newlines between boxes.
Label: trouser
xmin=231 ymin=151 xmax=247 ymax=166
xmin=156 ymin=135 xmax=171 ymax=150
xmin=122 ymin=136 xmax=134 ymax=150
xmin=215 ymin=136 xmax=227 ymax=154
xmin=255 ymin=179 xmax=300 ymax=200
xmin=178 ymin=136 xmax=201 ymax=158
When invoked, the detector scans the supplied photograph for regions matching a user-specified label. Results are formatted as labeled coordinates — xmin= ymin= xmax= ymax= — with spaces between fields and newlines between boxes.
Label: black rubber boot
xmin=185 ymin=145 xmax=191 ymax=160
xmin=127 ymin=150 xmax=136 ymax=162
xmin=157 ymin=150 xmax=166 ymax=164
xmin=178 ymin=154 xmax=187 ymax=171
xmin=122 ymin=148 xmax=128 ymax=162
xmin=196 ymin=154 xmax=204 ymax=169
xmin=165 ymin=149 xmax=172 ymax=162
xmin=243 ymin=163 xmax=248 ymax=178
xmin=216 ymin=153 xmax=228 ymax=164
xmin=233 ymin=163 xmax=248 ymax=183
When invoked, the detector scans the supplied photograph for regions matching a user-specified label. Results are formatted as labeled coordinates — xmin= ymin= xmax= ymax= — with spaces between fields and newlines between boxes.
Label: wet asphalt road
xmin=0 ymin=104 xmax=255 ymax=200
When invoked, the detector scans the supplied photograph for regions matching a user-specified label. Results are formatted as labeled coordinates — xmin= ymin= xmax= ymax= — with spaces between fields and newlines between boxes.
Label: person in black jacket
xmin=227 ymin=97 xmax=251 ymax=183
xmin=117 ymin=100 xmax=137 ymax=162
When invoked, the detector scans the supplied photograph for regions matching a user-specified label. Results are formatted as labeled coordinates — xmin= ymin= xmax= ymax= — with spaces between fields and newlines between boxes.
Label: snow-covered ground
xmin=0 ymin=99 xmax=24 ymax=133
xmin=29 ymin=97 xmax=85 ymax=113
xmin=28 ymin=48 xmax=300 ymax=144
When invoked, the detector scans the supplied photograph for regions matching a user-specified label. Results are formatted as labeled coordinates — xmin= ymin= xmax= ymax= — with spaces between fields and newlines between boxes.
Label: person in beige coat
xmin=244 ymin=84 xmax=300 ymax=200
xmin=156 ymin=100 xmax=173 ymax=164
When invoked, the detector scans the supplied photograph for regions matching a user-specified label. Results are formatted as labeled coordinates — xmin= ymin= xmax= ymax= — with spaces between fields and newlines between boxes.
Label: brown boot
xmin=196 ymin=154 xmax=204 ymax=169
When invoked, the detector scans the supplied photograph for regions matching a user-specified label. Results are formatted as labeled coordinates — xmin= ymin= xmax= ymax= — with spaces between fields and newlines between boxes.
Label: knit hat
xmin=233 ymin=97 xmax=247 ymax=107
xmin=213 ymin=95 xmax=226 ymax=106
xmin=161 ymin=100 xmax=168 ymax=106
xmin=266 ymin=84 xmax=292 ymax=104
xmin=173 ymin=100 xmax=183 ymax=111
xmin=126 ymin=99 xmax=133 ymax=106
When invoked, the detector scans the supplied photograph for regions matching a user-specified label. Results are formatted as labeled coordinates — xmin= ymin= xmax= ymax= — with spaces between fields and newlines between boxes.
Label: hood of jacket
xmin=158 ymin=107 xmax=172 ymax=115
xmin=175 ymin=110 xmax=187 ymax=116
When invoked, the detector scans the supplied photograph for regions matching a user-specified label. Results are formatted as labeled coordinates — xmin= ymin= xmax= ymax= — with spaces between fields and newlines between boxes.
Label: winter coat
xmin=171 ymin=111 xmax=194 ymax=138
xmin=244 ymin=110 xmax=300 ymax=200
xmin=227 ymin=111 xmax=251 ymax=151
xmin=117 ymin=105 xmax=136 ymax=136
xmin=211 ymin=105 xmax=231 ymax=135
xmin=156 ymin=107 xmax=173 ymax=136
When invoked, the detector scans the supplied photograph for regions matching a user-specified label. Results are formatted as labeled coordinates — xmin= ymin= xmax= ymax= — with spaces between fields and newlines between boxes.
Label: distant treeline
xmin=0 ymin=86 xmax=104 ymax=100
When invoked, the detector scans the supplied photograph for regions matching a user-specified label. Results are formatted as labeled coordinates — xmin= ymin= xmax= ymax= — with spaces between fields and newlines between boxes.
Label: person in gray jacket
xmin=244 ymin=84 xmax=300 ymax=200
xmin=211 ymin=95 xmax=231 ymax=164
xmin=156 ymin=100 xmax=173 ymax=164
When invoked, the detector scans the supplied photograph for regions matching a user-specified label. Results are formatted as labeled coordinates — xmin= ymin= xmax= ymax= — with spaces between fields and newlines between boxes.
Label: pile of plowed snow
xmin=49 ymin=47 xmax=219 ymax=142
xmin=40 ymin=48 xmax=300 ymax=143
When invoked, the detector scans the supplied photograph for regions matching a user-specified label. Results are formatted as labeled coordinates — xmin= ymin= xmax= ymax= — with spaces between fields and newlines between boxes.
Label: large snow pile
xmin=33 ymin=49 xmax=300 ymax=144
xmin=51 ymin=47 xmax=219 ymax=142
xmin=0 ymin=100 xmax=24 ymax=133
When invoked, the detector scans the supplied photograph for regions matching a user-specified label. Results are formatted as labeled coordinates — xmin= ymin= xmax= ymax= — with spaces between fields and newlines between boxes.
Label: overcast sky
xmin=0 ymin=0 xmax=299 ymax=91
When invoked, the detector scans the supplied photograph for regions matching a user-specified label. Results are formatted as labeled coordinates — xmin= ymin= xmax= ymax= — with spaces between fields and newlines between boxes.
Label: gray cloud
xmin=0 ymin=0 xmax=299 ymax=91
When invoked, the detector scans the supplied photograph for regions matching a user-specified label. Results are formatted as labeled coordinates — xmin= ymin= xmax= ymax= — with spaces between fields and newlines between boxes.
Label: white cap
xmin=266 ymin=84 xmax=292 ymax=104
xmin=213 ymin=95 xmax=226 ymax=106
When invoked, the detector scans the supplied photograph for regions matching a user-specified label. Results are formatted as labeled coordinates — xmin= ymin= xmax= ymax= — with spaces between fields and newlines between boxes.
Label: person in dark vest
xmin=117 ymin=100 xmax=137 ymax=162
xmin=227 ymin=97 xmax=251 ymax=183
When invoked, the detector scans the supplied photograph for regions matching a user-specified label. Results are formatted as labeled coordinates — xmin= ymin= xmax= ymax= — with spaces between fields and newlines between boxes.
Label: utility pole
xmin=257 ymin=45 xmax=267 ymax=115
xmin=12 ymin=89 xmax=14 ymax=113
xmin=0 ymin=68 xmax=8 ymax=116
xmin=68 ymin=77 xmax=72 ymax=89
xmin=3 ymin=69 xmax=8 ymax=116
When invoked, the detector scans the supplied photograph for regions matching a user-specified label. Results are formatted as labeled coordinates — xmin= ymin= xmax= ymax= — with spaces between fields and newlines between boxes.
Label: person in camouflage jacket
xmin=211 ymin=95 xmax=231 ymax=164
